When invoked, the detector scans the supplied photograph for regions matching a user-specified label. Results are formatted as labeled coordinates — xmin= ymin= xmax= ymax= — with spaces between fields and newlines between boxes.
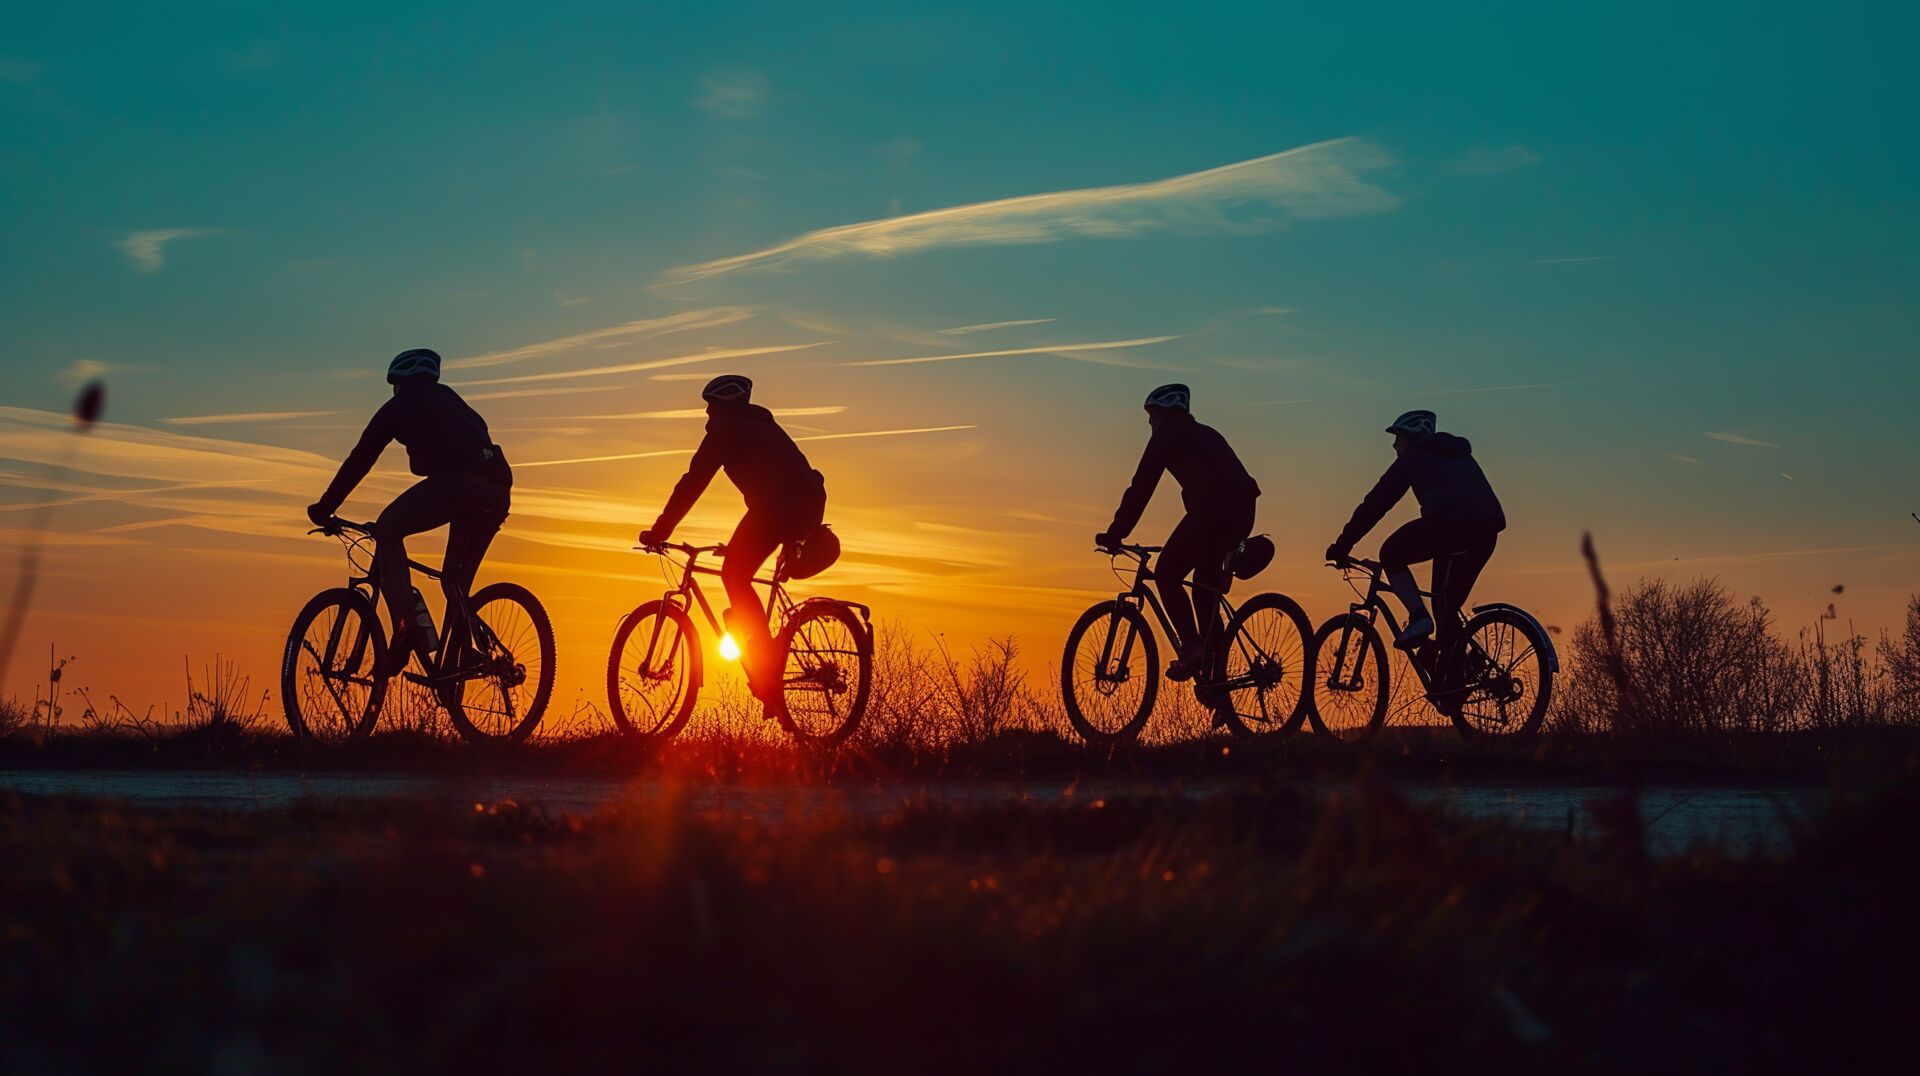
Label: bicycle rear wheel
xmin=1060 ymin=601 xmax=1158 ymax=745
xmin=281 ymin=588 xmax=386 ymax=745
xmin=1308 ymin=613 xmax=1389 ymax=742
xmin=1451 ymin=607 xmax=1553 ymax=738
xmin=1211 ymin=592 xmax=1314 ymax=739
xmin=445 ymin=582 xmax=556 ymax=744
xmin=774 ymin=600 xmax=872 ymax=746
xmin=606 ymin=600 xmax=702 ymax=740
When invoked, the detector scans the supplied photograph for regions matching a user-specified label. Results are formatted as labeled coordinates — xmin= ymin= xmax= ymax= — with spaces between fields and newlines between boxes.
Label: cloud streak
xmin=460 ymin=343 xmax=823 ymax=387
xmin=662 ymin=136 xmax=1398 ymax=283
xmin=447 ymin=308 xmax=755 ymax=370
xmin=844 ymin=335 xmax=1179 ymax=368
xmin=162 ymin=411 xmax=341 ymax=427
xmin=514 ymin=424 xmax=975 ymax=468
xmin=1705 ymin=431 xmax=1781 ymax=449
xmin=115 ymin=229 xmax=219 ymax=274
xmin=939 ymin=319 xmax=1057 ymax=335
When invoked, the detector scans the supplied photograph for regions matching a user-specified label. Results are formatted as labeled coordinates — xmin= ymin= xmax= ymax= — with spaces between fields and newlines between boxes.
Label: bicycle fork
xmin=1095 ymin=601 xmax=1143 ymax=683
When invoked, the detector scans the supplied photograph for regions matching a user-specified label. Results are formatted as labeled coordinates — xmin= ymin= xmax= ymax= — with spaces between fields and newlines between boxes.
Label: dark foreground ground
xmin=3 ymin=776 xmax=1915 ymax=1074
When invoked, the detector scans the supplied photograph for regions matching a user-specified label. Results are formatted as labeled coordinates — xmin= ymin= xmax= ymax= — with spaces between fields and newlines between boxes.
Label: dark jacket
xmin=1105 ymin=412 xmax=1260 ymax=540
xmin=316 ymin=381 xmax=509 ymax=516
xmin=654 ymin=403 xmax=825 ymax=534
xmin=1333 ymin=432 xmax=1504 ymax=552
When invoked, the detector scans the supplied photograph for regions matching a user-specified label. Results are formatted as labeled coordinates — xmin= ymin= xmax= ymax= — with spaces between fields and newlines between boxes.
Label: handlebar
xmin=636 ymin=539 xmax=727 ymax=556
xmin=308 ymin=518 xmax=374 ymax=538
xmin=1096 ymin=542 xmax=1162 ymax=558
xmin=1329 ymin=555 xmax=1383 ymax=573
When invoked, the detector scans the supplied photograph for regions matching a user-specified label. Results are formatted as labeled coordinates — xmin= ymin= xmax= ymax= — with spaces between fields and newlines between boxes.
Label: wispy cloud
xmin=844 ymin=335 xmax=1179 ymax=368
xmin=1670 ymin=454 xmax=1705 ymax=465
xmin=515 ymin=424 xmax=974 ymax=469
xmin=795 ymin=425 xmax=975 ymax=444
xmin=1705 ymin=431 xmax=1781 ymax=449
xmin=115 ymin=229 xmax=220 ymax=274
xmin=59 ymin=358 xmax=126 ymax=386
xmin=1534 ymin=255 xmax=1621 ymax=265
xmin=461 ymin=343 xmax=822 ymax=388
xmin=662 ymin=136 xmax=1399 ymax=284
xmin=575 ymin=406 xmax=846 ymax=421
xmin=1429 ymin=374 xmax=1638 ymax=396
xmin=1452 ymin=144 xmax=1541 ymax=175
xmin=447 ymin=308 xmax=754 ymax=370
xmin=938 ymin=318 xmax=1057 ymax=335
xmin=555 ymin=292 xmax=592 ymax=308
xmin=693 ymin=68 xmax=767 ymax=120
xmin=162 ymin=411 xmax=341 ymax=427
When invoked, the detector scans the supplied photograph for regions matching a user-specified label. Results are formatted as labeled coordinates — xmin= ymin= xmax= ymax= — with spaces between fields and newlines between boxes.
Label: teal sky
xmin=4 ymin=2 xmax=1918 ymax=701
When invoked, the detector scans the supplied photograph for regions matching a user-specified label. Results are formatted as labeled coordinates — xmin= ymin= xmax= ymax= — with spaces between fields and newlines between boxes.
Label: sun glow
xmin=717 ymin=633 xmax=742 ymax=662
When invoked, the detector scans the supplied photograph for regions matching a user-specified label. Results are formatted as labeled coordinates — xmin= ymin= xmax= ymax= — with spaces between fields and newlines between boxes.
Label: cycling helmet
xmin=1144 ymin=383 xmax=1190 ymax=411
xmin=1386 ymin=409 xmax=1436 ymax=437
xmin=386 ymin=348 xmax=442 ymax=384
xmin=702 ymin=373 xmax=753 ymax=403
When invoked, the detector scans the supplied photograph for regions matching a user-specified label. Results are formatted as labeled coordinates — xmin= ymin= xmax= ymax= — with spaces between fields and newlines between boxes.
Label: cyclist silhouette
xmin=638 ymin=374 xmax=828 ymax=704
xmin=1095 ymin=383 xmax=1260 ymax=682
xmin=1325 ymin=409 xmax=1504 ymax=710
xmin=307 ymin=348 xmax=511 ymax=676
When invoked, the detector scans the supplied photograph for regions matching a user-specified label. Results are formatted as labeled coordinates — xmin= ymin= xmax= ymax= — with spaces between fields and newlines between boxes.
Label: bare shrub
xmin=856 ymin=620 xmax=944 ymax=752
xmin=181 ymin=655 xmax=269 ymax=732
xmin=1878 ymin=596 xmax=1920 ymax=725
xmin=932 ymin=636 xmax=1037 ymax=745
xmin=0 ymin=695 xmax=28 ymax=737
xmin=1558 ymin=577 xmax=1802 ymax=734
xmin=1798 ymin=619 xmax=1891 ymax=728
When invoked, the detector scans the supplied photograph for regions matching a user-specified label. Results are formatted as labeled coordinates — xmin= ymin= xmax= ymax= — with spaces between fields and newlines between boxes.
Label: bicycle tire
xmin=773 ymin=599 xmax=872 ymax=746
xmin=1060 ymin=600 xmax=1159 ymax=745
xmin=1451 ymin=606 xmax=1553 ymax=738
xmin=606 ymin=600 xmax=702 ymax=741
xmin=444 ymin=582 xmax=556 ymax=744
xmin=1212 ymin=591 xmax=1314 ymax=739
xmin=1307 ymin=613 xmax=1389 ymax=742
xmin=281 ymin=588 xmax=387 ymax=745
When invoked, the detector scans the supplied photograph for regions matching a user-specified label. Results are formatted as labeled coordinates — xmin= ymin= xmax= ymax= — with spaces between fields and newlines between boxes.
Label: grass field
xmin=3 ymin=777 xmax=1913 ymax=1073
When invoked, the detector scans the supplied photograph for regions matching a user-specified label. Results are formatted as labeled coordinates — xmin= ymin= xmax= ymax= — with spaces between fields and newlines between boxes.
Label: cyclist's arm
xmin=1104 ymin=432 xmax=1167 ymax=541
xmin=1332 ymin=458 xmax=1411 ymax=554
xmin=650 ymin=427 xmax=724 ymax=537
xmin=314 ymin=403 xmax=397 ymax=518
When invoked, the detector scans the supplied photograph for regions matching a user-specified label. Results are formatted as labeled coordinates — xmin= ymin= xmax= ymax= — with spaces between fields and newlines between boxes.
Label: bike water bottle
xmin=408 ymin=586 xmax=438 ymax=653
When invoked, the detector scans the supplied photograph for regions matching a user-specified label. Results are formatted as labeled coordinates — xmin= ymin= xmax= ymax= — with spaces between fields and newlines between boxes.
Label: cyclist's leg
xmin=439 ymin=480 xmax=509 ymax=651
xmin=1379 ymin=519 xmax=1441 ymax=645
xmin=721 ymin=509 xmax=783 ymax=693
xmin=1155 ymin=515 xmax=1205 ymax=664
xmin=373 ymin=479 xmax=460 ymax=647
xmin=1431 ymin=530 xmax=1497 ymax=698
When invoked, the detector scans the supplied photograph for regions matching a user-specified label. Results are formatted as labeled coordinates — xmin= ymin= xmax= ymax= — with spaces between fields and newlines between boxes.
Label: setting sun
xmin=717 ymin=633 xmax=743 ymax=662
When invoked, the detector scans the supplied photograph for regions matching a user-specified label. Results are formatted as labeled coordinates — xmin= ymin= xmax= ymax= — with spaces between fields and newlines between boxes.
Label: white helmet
xmin=387 ymin=348 xmax=442 ymax=384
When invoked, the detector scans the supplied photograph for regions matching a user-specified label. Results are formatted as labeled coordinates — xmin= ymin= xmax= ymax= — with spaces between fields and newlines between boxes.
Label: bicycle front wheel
xmin=607 ymin=599 xmax=702 ymax=740
xmin=1061 ymin=601 xmax=1158 ymax=745
xmin=281 ymin=588 xmax=387 ymax=745
xmin=1211 ymin=592 xmax=1314 ymax=739
xmin=445 ymin=582 xmax=556 ymax=744
xmin=774 ymin=600 xmax=872 ymax=746
xmin=1308 ymin=613 xmax=1389 ymax=742
xmin=1452 ymin=607 xmax=1553 ymax=738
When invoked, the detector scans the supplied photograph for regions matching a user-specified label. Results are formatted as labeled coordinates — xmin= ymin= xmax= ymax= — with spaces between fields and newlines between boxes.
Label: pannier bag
xmin=784 ymin=524 xmax=841 ymax=580
xmin=1228 ymin=534 xmax=1274 ymax=581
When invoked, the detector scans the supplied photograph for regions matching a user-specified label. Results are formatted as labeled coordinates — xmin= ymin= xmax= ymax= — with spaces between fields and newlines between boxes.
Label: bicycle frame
xmin=1329 ymin=558 xmax=1559 ymax=694
xmin=1094 ymin=545 xmax=1244 ymax=684
xmin=319 ymin=522 xmax=489 ymax=678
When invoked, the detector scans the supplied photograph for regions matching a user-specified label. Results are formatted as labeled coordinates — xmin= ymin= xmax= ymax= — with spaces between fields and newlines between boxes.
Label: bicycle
xmin=606 ymin=539 xmax=874 ymax=745
xmin=1060 ymin=542 xmax=1314 ymax=745
xmin=280 ymin=519 xmax=557 ymax=745
xmin=1310 ymin=555 xmax=1557 ymax=741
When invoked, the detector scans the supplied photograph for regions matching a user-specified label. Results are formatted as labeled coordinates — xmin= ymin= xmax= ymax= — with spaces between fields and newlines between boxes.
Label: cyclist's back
xmin=1112 ymin=410 xmax=1259 ymax=529
xmin=319 ymin=378 xmax=510 ymax=507
xmin=1336 ymin=431 xmax=1502 ymax=546
xmin=656 ymin=401 xmax=822 ymax=528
